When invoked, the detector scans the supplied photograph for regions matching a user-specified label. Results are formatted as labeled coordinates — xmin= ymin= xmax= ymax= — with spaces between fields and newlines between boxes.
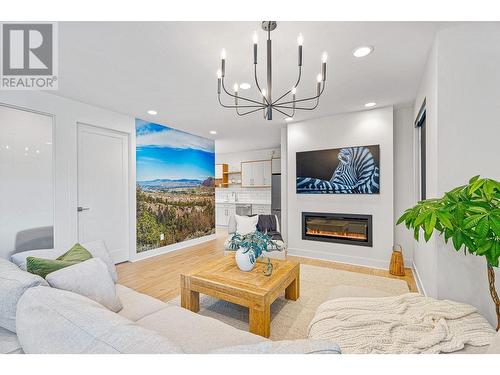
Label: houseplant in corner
xmin=397 ymin=176 xmax=500 ymax=330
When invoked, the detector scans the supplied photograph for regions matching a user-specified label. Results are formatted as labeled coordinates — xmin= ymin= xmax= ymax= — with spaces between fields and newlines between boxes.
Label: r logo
xmin=2 ymin=23 xmax=53 ymax=76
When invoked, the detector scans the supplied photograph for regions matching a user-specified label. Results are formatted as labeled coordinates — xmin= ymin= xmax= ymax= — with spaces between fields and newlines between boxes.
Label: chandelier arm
xmin=218 ymin=95 xmax=266 ymax=109
xmin=254 ymin=65 xmax=270 ymax=105
xmin=271 ymin=67 xmax=302 ymax=105
xmin=221 ymin=79 xmax=264 ymax=106
xmin=274 ymin=100 xmax=320 ymax=111
xmin=236 ymin=107 xmax=266 ymax=116
xmin=272 ymin=106 xmax=294 ymax=118
xmin=274 ymin=82 xmax=325 ymax=106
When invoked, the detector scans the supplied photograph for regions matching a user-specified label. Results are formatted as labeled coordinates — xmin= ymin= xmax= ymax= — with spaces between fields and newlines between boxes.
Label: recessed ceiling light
xmin=364 ymin=102 xmax=377 ymax=108
xmin=45 ymin=141 xmax=52 ymax=145
xmin=239 ymin=83 xmax=251 ymax=90
xmin=147 ymin=110 xmax=158 ymax=115
xmin=285 ymin=117 xmax=294 ymax=122
xmin=209 ymin=130 xmax=217 ymax=135
xmin=353 ymin=46 xmax=374 ymax=58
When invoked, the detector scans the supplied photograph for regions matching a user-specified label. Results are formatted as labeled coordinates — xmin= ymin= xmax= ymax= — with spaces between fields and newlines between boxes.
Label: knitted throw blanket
xmin=308 ymin=293 xmax=495 ymax=354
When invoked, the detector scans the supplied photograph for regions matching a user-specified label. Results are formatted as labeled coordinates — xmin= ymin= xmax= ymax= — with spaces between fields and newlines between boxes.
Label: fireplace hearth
xmin=302 ymin=212 xmax=372 ymax=247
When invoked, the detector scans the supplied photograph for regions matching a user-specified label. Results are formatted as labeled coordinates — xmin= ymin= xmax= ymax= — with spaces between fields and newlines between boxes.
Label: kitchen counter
xmin=215 ymin=200 xmax=271 ymax=205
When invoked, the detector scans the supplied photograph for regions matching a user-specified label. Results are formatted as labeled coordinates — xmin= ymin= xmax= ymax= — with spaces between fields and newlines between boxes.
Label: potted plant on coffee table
xmin=397 ymin=176 xmax=500 ymax=330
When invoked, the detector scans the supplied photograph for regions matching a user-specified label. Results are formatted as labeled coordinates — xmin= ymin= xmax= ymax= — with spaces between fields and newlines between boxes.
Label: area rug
xmin=168 ymin=264 xmax=410 ymax=341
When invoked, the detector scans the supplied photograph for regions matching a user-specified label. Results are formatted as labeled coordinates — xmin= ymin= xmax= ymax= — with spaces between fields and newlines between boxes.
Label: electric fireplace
xmin=302 ymin=212 xmax=372 ymax=247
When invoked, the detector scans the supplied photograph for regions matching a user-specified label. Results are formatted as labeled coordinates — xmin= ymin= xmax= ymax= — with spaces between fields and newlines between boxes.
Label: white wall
xmin=412 ymin=40 xmax=439 ymax=297
xmin=435 ymin=24 xmax=500 ymax=325
xmin=0 ymin=91 xmax=136 ymax=260
xmin=215 ymin=147 xmax=280 ymax=173
xmin=286 ymin=107 xmax=395 ymax=269
xmin=393 ymin=105 xmax=414 ymax=264
xmin=412 ymin=23 xmax=500 ymax=325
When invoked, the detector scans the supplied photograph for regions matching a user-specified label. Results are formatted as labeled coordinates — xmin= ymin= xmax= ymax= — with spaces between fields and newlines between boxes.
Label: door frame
xmin=76 ymin=122 xmax=131 ymax=263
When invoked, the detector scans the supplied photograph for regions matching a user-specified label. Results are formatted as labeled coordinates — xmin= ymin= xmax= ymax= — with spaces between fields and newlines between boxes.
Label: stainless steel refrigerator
xmin=271 ymin=174 xmax=281 ymax=225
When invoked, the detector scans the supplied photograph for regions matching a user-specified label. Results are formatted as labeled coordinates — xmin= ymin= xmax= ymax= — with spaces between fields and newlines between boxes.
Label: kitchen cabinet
xmin=241 ymin=160 xmax=272 ymax=187
xmin=216 ymin=203 xmax=235 ymax=226
xmin=215 ymin=164 xmax=224 ymax=179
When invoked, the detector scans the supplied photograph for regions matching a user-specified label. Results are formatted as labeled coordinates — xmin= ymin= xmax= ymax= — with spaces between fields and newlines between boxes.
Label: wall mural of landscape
xmin=136 ymin=119 xmax=215 ymax=253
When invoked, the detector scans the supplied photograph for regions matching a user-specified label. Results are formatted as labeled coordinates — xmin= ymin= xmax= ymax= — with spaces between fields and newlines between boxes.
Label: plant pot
xmin=235 ymin=248 xmax=256 ymax=271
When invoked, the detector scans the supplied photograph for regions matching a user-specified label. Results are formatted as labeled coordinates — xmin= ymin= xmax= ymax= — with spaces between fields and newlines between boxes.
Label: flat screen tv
xmin=296 ymin=145 xmax=380 ymax=194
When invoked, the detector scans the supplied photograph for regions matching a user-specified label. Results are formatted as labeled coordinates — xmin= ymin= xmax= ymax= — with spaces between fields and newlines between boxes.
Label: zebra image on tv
xmin=296 ymin=145 xmax=380 ymax=194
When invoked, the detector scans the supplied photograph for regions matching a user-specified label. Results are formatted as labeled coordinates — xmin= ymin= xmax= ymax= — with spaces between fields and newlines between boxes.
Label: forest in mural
xmin=136 ymin=119 xmax=215 ymax=253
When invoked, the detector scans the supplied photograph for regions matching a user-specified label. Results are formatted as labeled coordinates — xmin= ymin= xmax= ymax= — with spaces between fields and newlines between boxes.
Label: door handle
xmin=77 ymin=206 xmax=90 ymax=212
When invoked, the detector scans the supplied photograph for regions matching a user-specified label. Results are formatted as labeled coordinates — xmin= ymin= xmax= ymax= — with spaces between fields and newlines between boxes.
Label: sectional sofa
xmin=0 ymin=250 xmax=338 ymax=354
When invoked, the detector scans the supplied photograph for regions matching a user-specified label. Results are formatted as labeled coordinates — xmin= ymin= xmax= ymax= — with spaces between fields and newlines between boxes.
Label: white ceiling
xmin=55 ymin=22 xmax=457 ymax=153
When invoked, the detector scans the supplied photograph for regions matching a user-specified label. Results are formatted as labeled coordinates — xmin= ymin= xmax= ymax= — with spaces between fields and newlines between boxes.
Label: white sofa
xmin=0 ymin=256 xmax=339 ymax=354
xmin=223 ymin=214 xmax=287 ymax=260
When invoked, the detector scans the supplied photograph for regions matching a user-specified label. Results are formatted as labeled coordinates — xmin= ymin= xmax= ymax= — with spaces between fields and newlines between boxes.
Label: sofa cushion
xmin=46 ymin=258 xmax=122 ymax=312
xmin=210 ymin=339 xmax=341 ymax=354
xmin=235 ymin=214 xmax=259 ymax=235
xmin=0 ymin=258 xmax=48 ymax=333
xmin=116 ymin=284 xmax=167 ymax=321
xmin=81 ymin=240 xmax=118 ymax=283
xmin=11 ymin=249 xmax=64 ymax=271
xmin=16 ymin=286 xmax=182 ymax=354
xmin=0 ymin=326 xmax=22 ymax=354
xmin=137 ymin=305 xmax=266 ymax=353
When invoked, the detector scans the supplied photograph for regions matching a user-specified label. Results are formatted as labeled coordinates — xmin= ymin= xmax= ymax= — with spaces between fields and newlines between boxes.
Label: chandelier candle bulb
xmin=221 ymin=49 xmax=226 ymax=77
xmin=253 ymin=31 xmax=258 ymax=64
xmin=322 ymin=62 xmax=326 ymax=82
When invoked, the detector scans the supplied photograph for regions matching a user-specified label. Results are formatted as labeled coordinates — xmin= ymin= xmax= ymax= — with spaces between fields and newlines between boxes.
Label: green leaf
xmin=396 ymin=212 xmax=408 ymax=225
xmin=413 ymin=227 xmax=420 ymax=241
xmin=435 ymin=210 xmax=453 ymax=230
xmin=468 ymin=206 xmax=488 ymax=214
xmin=415 ymin=211 xmax=430 ymax=227
xmin=425 ymin=212 xmax=437 ymax=236
xmin=463 ymin=214 xmax=485 ymax=229
xmin=469 ymin=175 xmax=480 ymax=184
xmin=490 ymin=215 xmax=500 ymax=237
xmin=475 ymin=217 xmax=489 ymax=238
xmin=452 ymin=231 xmax=463 ymax=251
xmin=476 ymin=241 xmax=493 ymax=255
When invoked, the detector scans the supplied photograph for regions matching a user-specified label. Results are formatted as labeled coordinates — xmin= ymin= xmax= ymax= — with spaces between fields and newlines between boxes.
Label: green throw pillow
xmin=26 ymin=243 xmax=93 ymax=278
xmin=57 ymin=243 xmax=93 ymax=263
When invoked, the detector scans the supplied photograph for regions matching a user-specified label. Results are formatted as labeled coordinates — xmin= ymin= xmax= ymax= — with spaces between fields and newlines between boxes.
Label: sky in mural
xmin=136 ymin=119 xmax=215 ymax=182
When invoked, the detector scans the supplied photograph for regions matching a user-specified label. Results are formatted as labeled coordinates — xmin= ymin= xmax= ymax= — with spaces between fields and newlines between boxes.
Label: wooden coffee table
xmin=180 ymin=255 xmax=300 ymax=338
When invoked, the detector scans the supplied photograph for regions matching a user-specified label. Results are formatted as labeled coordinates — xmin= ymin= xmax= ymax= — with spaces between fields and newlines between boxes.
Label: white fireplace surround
xmin=284 ymin=107 xmax=397 ymax=269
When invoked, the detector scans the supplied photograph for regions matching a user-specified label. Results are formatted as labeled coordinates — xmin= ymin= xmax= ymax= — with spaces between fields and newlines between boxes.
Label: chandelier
xmin=217 ymin=21 xmax=328 ymax=121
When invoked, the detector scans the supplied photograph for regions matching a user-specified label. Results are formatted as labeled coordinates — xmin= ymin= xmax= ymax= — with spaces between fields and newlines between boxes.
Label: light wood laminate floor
xmin=117 ymin=229 xmax=418 ymax=302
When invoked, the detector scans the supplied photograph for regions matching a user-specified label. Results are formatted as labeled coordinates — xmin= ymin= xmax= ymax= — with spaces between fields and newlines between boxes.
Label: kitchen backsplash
xmin=216 ymin=187 xmax=271 ymax=203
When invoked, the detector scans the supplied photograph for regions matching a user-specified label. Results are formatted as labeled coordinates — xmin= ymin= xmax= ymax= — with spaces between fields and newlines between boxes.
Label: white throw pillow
xmin=45 ymin=258 xmax=122 ymax=312
xmin=80 ymin=240 xmax=118 ymax=283
xmin=11 ymin=249 xmax=65 ymax=271
xmin=235 ymin=215 xmax=259 ymax=235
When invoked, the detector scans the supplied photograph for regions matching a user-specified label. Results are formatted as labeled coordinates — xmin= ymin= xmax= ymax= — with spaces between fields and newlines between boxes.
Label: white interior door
xmin=77 ymin=124 xmax=129 ymax=263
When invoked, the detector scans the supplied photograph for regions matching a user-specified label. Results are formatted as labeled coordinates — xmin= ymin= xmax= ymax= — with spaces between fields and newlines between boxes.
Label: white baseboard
xmin=411 ymin=260 xmax=426 ymax=295
xmin=287 ymin=247 xmax=391 ymax=270
xmin=130 ymin=234 xmax=217 ymax=262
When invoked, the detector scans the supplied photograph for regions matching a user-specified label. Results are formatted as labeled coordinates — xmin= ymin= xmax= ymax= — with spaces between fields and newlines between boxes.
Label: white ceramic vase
xmin=235 ymin=248 xmax=256 ymax=271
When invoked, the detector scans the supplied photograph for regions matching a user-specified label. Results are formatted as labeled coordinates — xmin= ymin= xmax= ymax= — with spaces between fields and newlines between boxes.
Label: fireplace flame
xmin=306 ymin=229 xmax=367 ymax=240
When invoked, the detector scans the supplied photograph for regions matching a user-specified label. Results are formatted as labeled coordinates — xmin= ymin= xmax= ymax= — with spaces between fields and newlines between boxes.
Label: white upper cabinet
xmin=215 ymin=164 xmax=224 ymax=179
xmin=241 ymin=160 xmax=272 ymax=187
